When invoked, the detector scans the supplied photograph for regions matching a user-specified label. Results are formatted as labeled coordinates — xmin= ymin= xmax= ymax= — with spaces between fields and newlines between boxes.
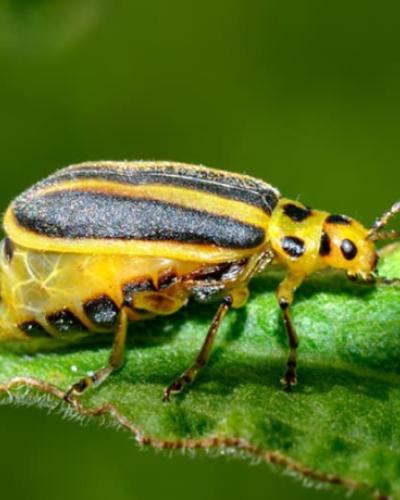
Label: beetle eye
xmin=340 ymin=239 xmax=358 ymax=260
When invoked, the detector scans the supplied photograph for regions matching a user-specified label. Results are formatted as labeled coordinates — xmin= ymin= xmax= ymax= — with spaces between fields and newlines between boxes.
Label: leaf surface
xmin=1 ymin=245 xmax=400 ymax=499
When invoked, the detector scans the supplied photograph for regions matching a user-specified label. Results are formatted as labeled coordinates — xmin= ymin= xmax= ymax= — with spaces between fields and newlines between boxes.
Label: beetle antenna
xmin=368 ymin=201 xmax=400 ymax=241
xmin=369 ymin=230 xmax=400 ymax=242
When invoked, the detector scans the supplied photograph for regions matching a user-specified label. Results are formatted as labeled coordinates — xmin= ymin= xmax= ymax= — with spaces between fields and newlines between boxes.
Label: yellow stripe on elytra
xmin=32 ymin=178 xmax=270 ymax=228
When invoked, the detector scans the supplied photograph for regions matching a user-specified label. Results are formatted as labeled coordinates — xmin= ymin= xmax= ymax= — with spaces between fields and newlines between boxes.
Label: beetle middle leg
xmin=64 ymin=308 xmax=128 ymax=401
xmin=162 ymin=291 xmax=245 ymax=402
xmin=162 ymin=296 xmax=232 ymax=402
xmin=276 ymin=274 xmax=304 ymax=390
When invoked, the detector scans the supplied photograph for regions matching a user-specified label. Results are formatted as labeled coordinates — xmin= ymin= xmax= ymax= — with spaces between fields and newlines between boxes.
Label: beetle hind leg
xmin=64 ymin=309 xmax=128 ymax=401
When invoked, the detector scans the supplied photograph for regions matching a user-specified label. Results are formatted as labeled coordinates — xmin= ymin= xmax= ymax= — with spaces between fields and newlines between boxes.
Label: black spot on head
xmin=3 ymin=238 xmax=14 ymax=263
xmin=84 ymin=295 xmax=119 ymax=327
xmin=19 ymin=321 xmax=50 ymax=338
xmin=123 ymin=279 xmax=155 ymax=306
xmin=283 ymin=203 xmax=312 ymax=222
xmin=326 ymin=214 xmax=351 ymax=225
xmin=47 ymin=309 xmax=87 ymax=333
xmin=319 ymin=231 xmax=331 ymax=256
xmin=281 ymin=236 xmax=305 ymax=259
xmin=341 ymin=239 xmax=358 ymax=260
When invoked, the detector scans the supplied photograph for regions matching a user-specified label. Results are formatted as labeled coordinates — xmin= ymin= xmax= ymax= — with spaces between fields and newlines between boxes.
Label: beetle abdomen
xmin=0 ymin=241 xmax=249 ymax=340
xmin=4 ymin=162 xmax=279 ymax=262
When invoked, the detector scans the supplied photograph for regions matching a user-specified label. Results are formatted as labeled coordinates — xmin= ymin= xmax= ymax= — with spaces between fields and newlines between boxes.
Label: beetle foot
xmin=281 ymin=371 xmax=297 ymax=391
xmin=63 ymin=376 xmax=95 ymax=402
xmin=162 ymin=376 xmax=189 ymax=403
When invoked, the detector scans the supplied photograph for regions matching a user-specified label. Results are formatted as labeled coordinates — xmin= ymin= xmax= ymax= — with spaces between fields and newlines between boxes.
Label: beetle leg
xmin=163 ymin=295 xmax=233 ymax=402
xmin=276 ymin=274 xmax=304 ymax=390
xmin=347 ymin=274 xmax=400 ymax=286
xmin=64 ymin=308 xmax=128 ymax=401
xmin=373 ymin=276 xmax=400 ymax=286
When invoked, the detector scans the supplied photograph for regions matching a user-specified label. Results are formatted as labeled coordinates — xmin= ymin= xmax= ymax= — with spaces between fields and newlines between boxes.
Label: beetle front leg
xmin=64 ymin=308 xmax=128 ymax=401
xmin=276 ymin=274 xmax=304 ymax=390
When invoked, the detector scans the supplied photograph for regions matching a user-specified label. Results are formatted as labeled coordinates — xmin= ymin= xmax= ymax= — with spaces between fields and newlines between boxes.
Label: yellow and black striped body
xmin=0 ymin=161 xmax=279 ymax=340
xmin=1 ymin=160 xmax=393 ymax=398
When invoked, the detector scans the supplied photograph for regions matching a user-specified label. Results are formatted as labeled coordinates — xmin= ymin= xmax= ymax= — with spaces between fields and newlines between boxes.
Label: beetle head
xmin=320 ymin=214 xmax=379 ymax=280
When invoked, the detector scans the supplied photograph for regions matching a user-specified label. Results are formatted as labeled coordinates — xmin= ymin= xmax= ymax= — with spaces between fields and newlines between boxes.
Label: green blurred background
xmin=0 ymin=1 xmax=399 ymax=499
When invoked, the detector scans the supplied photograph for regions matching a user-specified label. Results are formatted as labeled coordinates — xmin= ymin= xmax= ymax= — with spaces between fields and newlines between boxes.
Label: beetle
xmin=0 ymin=161 xmax=398 ymax=402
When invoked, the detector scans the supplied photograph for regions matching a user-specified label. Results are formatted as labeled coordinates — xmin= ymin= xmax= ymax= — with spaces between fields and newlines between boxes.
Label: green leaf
xmin=1 ymin=244 xmax=400 ymax=499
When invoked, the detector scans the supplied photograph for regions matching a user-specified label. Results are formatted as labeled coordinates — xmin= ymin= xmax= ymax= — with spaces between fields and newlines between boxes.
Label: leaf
xmin=1 ymin=244 xmax=400 ymax=499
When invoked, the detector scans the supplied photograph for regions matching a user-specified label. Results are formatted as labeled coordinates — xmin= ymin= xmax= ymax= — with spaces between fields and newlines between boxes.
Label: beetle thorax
xmin=268 ymin=198 xmax=328 ymax=275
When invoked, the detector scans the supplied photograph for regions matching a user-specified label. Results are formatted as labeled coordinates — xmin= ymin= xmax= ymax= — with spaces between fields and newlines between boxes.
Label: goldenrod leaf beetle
xmin=0 ymin=162 xmax=399 ymax=402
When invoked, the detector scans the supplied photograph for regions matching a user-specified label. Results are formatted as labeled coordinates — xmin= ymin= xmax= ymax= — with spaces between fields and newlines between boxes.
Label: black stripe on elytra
xmin=319 ymin=231 xmax=331 ymax=256
xmin=23 ymin=163 xmax=280 ymax=215
xmin=123 ymin=279 xmax=155 ymax=306
xmin=326 ymin=214 xmax=351 ymax=225
xmin=47 ymin=309 xmax=87 ymax=333
xmin=13 ymin=191 xmax=266 ymax=249
xmin=3 ymin=237 xmax=14 ymax=263
xmin=281 ymin=236 xmax=305 ymax=259
xmin=283 ymin=203 xmax=312 ymax=222
xmin=19 ymin=321 xmax=50 ymax=338
xmin=84 ymin=295 xmax=119 ymax=327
